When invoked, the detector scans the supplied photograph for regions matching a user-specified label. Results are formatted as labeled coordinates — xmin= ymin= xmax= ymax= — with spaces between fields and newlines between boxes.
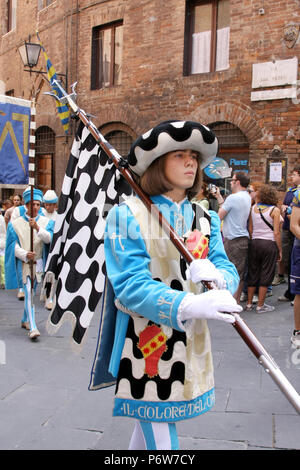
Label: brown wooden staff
xmin=29 ymin=99 xmax=36 ymax=298
xmin=30 ymin=185 xmax=34 ymax=294
xmin=47 ymin=80 xmax=300 ymax=415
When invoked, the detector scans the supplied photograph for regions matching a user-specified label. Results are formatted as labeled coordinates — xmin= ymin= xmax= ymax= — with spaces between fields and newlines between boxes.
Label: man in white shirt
xmin=218 ymin=172 xmax=251 ymax=303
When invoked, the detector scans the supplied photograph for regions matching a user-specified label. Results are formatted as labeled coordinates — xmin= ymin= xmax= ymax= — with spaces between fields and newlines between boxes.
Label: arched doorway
xmin=205 ymin=121 xmax=249 ymax=193
xmin=100 ymin=122 xmax=135 ymax=159
xmin=35 ymin=126 xmax=56 ymax=192
xmin=104 ymin=129 xmax=133 ymax=158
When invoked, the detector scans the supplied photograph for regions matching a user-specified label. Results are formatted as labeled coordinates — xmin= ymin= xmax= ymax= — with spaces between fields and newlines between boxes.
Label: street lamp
xmin=18 ymin=37 xmax=67 ymax=86
xmin=18 ymin=39 xmax=42 ymax=70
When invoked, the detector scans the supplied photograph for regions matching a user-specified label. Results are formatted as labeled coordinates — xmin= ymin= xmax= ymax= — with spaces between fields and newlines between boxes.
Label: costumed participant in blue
xmin=40 ymin=189 xmax=58 ymax=311
xmin=10 ymin=187 xmax=45 ymax=222
xmin=0 ymin=213 xmax=6 ymax=289
xmin=10 ymin=188 xmax=46 ymax=302
xmin=8 ymin=194 xmax=27 ymax=300
xmin=89 ymin=121 xmax=242 ymax=450
xmin=43 ymin=190 xmax=58 ymax=221
xmin=5 ymin=187 xmax=54 ymax=340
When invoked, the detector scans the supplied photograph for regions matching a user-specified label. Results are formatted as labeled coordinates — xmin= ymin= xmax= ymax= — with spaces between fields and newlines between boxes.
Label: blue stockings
xmin=22 ymin=276 xmax=38 ymax=331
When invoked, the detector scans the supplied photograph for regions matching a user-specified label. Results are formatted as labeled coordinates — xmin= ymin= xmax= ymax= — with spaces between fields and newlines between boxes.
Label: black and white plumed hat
xmin=127 ymin=120 xmax=218 ymax=176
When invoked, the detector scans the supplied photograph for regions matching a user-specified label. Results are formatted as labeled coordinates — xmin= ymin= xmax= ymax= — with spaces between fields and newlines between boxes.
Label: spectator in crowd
xmin=192 ymin=182 xmax=224 ymax=212
xmin=289 ymin=185 xmax=300 ymax=349
xmin=218 ymin=171 xmax=251 ymax=303
xmin=207 ymin=184 xmax=225 ymax=212
xmin=248 ymin=180 xmax=275 ymax=308
xmin=3 ymin=199 xmax=13 ymax=221
xmin=240 ymin=181 xmax=263 ymax=303
xmin=246 ymin=184 xmax=281 ymax=313
xmin=0 ymin=213 xmax=6 ymax=289
xmin=193 ymin=181 xmax=210 ymax=210
xmin=276 ymin=166 xmax=300 ymax=303
xmin=4 ymin=194 xmax=22 ymax=227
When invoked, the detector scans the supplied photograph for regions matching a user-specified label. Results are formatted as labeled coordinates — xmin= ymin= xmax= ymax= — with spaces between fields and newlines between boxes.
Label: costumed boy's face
xmin=44 ymin=203 xmax=56 ymax=214
xmin=26 ymin=201 xmax=40 ymax=218
xmin=164 ymin=149 xmax=198 ymax=192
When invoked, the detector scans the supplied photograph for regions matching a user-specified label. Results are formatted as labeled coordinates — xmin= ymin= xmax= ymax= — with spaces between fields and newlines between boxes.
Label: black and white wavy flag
xmin=44 ymin=122 xmax=132 ymax=346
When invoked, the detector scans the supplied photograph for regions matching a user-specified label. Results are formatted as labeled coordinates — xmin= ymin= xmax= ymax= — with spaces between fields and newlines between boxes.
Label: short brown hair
xmin=293 ymin=165 xmax=300 ymax=175
xmin=235 ymin=171 xmax=250 ymax=188
xmin=139 ymin=153 xmax=202 ymax=200
xmin=258 ymin=184 xmax=278 ymax=206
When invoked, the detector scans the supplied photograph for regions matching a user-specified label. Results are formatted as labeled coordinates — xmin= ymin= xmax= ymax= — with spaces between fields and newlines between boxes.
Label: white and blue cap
xmin=43 ymin=190 xmax=58 ymax=204
xmin=23 ymin=187 xmax=44 ymax=204
xmin=127 ymin=120 xmax=218 ymax=176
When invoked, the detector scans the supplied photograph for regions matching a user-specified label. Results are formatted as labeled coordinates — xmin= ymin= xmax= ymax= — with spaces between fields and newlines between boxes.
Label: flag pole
xmin=45 ymin=80 xmax=300 ymax=415
xmin=29 ymin=100 xmax=36 ymax=300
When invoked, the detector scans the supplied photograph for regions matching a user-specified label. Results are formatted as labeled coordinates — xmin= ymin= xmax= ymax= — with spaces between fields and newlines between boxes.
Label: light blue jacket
xmin=5 ymin=214 xmax=54 ymax=289
xmin=89 ymin=196 xmax=239 ymax=390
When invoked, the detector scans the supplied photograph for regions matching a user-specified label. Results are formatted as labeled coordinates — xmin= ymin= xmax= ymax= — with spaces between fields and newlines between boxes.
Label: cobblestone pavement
xmin=0 ymin=283 xmax=299 ymax=450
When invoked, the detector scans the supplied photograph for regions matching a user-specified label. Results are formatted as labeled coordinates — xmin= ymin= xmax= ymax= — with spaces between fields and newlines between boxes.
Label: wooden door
xmin=36 ymin=154 xmax=52 ymax=192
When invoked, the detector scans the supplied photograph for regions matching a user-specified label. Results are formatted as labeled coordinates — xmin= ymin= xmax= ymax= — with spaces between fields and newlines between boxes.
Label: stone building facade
xmin=1 ymin=0 xmax=300 ymax=198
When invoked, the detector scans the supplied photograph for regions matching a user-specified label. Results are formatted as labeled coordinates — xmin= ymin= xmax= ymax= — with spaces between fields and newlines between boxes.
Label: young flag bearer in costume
xmin=41 ymin=190 xmax=58 ymax=311
xmin=43 ymin=190 xmax=58 ymax=221
xmin=5 ymin=188 xmax=54 ymax=340
xmin=90 ymin=121 xmax=241 ymax=450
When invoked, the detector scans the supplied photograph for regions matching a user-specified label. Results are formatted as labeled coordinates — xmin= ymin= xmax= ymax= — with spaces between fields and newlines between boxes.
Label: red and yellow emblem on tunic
xmin=138 ymin=325 xmax=168 ymax=378
xmin=186 ymin=230 xmax=209 ymax=259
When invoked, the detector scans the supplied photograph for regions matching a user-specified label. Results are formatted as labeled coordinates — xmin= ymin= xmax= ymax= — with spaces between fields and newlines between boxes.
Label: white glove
xmin=179 ymin=290 xmax=243 ymax=324
xmin=186 ymin=259 xmax=227 ymax=290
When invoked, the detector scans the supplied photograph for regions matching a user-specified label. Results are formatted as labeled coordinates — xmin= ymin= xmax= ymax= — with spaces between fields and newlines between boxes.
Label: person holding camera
xmin=194 ymin=182 xmax=224 ymax=212
xmin=203 ymin=183 xmax=224 ymax=212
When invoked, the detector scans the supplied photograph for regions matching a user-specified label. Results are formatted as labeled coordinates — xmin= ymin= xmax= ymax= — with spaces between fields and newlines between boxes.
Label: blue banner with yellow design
xmin=37 ymin=31 xmax=70 ymax=134
xmin=0 ymin=95 xmax=31 ymax=184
